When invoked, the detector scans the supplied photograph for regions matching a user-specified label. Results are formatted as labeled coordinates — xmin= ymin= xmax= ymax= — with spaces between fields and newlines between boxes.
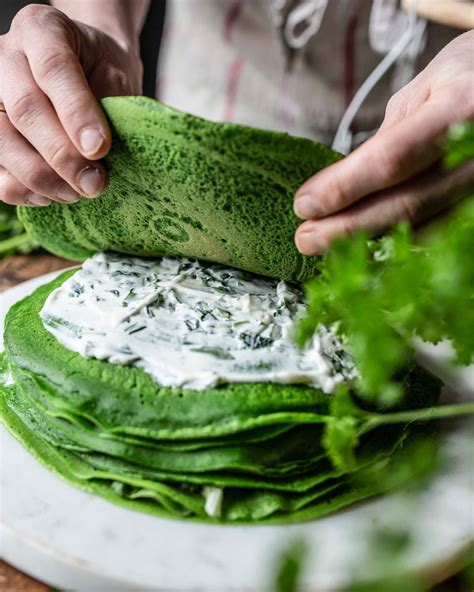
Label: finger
xmin=0 ymin=111 xmax=81 ymax=203
xmin=295 ymin=158 xmax=474 ymax=255
xmin=294 ymin=98 xmax=457 ymax=220
xmin=2 ymin=55 xmax=107 ymax=198
xmin=22 ymin=17 xmax=111 ymax=160
xmin=0 ymin=167 xmax=51 ymax=206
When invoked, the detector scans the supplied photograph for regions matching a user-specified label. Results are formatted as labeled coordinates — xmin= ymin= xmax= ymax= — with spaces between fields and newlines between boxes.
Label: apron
xmin=158 ymin=0 xmax=460 ymax=146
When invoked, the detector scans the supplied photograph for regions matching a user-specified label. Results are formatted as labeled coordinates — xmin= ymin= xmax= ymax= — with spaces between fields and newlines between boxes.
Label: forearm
xmin=51 ymin=0 xmax=151 ymax=50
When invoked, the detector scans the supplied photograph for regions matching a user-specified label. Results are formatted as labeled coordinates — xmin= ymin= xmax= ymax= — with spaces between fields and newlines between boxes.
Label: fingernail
xmin=27 ymin=194 xmax=51 ymax=207
xmin=80 ymin=128 xmax=105 ymax=156
xmin=294 ymin=194 xmax=318 ymax=219
xmin=295 ymin=224 xmax=325 ymax=255
xmin=78 ymin=166 xmax=105 ymax=197
xmin=56 ymin=182 xmax=80 ymax=203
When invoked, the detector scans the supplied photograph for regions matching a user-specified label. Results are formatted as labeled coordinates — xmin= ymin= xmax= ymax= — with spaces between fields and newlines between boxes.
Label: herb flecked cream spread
xmin=40 ymin=253 xmax=356 ymax=393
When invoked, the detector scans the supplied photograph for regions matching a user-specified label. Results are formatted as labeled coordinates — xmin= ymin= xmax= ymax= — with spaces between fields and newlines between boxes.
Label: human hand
xmin=0 ymin=4 xmax=142 ymax=206
xmin=294 ymin=31 xmax=474 ymax=255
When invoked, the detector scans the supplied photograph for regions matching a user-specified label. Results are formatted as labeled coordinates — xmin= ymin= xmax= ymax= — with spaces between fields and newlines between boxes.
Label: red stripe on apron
xmin=223 ymin=57 xmax=244 ymax=122
xmin=222 ymin=0 xmax=245 ymax=122
xmin=223 ymin=0 xmax=244 ymax=43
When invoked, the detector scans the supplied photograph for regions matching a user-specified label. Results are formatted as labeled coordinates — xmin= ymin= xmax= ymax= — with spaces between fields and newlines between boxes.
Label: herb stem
xmin=359 ymin=403 xmax=474 ymax=435
xmin=0 ymin=232 xmax=33 ymax=254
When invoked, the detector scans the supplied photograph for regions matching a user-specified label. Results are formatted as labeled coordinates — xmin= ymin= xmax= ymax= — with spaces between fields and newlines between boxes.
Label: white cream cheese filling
xmin=40 ymin=253 xmax=356 ymax=392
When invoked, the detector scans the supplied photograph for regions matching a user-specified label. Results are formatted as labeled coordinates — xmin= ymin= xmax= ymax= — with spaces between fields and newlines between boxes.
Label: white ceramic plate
xmin=0 ymin=271 xmax=473 ymax=592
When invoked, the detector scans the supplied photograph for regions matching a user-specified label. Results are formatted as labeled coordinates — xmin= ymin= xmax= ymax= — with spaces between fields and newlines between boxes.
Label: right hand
xmin=0 ymin=4 xmax=143 ymax=207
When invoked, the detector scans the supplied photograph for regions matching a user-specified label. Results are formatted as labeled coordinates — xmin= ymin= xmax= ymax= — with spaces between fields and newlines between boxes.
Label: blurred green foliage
xmin=0 ymin=203 xmax=38 ymax=258
xmin=283 ymin=120 xmax=474 ymax=592
xmin=274 ymin=539 xmax=308 ymax=592
xmin=298 ymin=123 xmax=474 ymax=406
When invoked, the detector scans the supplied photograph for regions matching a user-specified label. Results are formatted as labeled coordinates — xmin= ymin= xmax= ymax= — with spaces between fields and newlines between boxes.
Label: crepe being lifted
xmin=18 ymin=96 xmax=342 ymax=282
xmin=0 ymin=98 xmax=442 ymax=523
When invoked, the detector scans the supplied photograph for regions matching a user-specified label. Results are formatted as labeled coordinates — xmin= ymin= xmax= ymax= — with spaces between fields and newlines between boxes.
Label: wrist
xmin=51 ymin=0 xmax=145 ymax=54
xmin=92 ymin=21 xmax=141 ymax=55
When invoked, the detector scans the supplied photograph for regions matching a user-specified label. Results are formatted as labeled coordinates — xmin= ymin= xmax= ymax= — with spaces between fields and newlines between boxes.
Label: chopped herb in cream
xmin=40 ymin=253 xmax=356 ymax=392
xmin=202 ymin=486 xmax=223 ymax=518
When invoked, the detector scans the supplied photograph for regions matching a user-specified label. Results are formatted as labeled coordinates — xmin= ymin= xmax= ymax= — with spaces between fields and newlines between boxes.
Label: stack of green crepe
xmin=0 ymin=271 xmax=441 ymax=523
xmin=0 ymin=98 xmax=443 ymax=523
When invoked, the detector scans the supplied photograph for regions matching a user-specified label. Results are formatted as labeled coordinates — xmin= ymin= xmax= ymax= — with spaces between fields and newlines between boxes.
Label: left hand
xmin=294 ymin=31 xmax=474 ymax=255
xmin=0 ymin=4 xmax=143 ymax=207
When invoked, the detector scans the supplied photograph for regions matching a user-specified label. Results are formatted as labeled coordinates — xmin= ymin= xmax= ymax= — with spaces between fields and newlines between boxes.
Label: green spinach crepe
xmin=18 ymin=96 xmax=342 ymax=282
xmin=0 ymin=98 xmax=442 ymax=523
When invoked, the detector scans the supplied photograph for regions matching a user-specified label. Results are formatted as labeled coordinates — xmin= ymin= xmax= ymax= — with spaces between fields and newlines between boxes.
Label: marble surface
xmin=0 ymin=272 xmax=473 ymax=591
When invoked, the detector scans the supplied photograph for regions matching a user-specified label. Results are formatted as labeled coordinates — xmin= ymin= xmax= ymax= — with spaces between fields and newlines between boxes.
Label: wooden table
xmin=0 ymin=252 xmax=72 ymax=294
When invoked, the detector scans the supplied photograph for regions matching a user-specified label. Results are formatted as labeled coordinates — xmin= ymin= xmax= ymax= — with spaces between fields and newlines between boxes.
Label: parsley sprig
xmin=322 ymin=388 xmax=474 ymax=471
xmin=298 ymin=122 xmax=474 ymax=406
